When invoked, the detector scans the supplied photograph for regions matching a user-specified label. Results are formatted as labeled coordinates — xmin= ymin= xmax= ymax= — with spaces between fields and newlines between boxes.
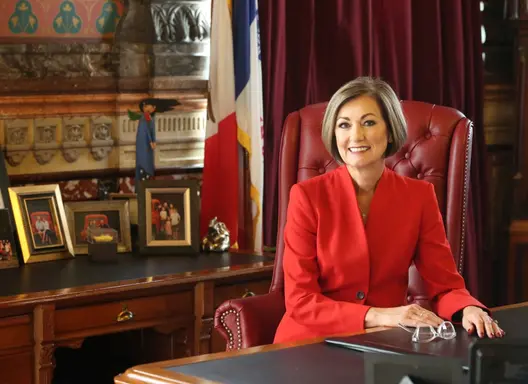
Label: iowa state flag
xmin=200 ymin=0 xmax=264 ymax=251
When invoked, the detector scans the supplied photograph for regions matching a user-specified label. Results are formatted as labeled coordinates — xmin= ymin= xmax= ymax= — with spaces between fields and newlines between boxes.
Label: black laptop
xmin=325 ymin=325 xmax=474 ymax=370
xmin=326 ymin=304 xmax=528 ymax=373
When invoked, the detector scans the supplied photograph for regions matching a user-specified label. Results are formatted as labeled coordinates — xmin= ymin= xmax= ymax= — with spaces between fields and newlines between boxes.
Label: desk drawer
xmin=0 ymin=316 xmax=32 ymax=350
xmin=55 ymin=291 xmax=193 ymax=336
xmin=0 ymin=351 xmax=32 ymax=384
xmin=214 ymin=279 xmax=271 ymax=308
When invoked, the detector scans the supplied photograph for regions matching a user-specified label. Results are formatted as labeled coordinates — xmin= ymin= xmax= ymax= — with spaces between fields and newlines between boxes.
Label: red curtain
xmin=260 ymin=0 xmax=489 ymax=301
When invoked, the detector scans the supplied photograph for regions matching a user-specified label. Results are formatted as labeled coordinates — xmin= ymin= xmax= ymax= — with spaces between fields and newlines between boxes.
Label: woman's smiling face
xmin=334 ymin=95 xmax=390 ymax=170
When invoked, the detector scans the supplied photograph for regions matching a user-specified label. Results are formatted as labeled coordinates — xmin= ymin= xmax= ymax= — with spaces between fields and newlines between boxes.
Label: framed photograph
xmin=0 ymin=153 xmax=19 ymax=268
xmin=0 ymin=154 xmax=12 ymax=214
xmin=9 ymin=184 xmax=74 ymax=263
xmin=64 ymin=200 xmax=132 ymax=254
xmin=0 ymin=209 xmax=18 ymax=269
xmin=138 ymin=180 xmax=200 ymax=255
xmin=109 ymin=193 xmax=138 ymax=225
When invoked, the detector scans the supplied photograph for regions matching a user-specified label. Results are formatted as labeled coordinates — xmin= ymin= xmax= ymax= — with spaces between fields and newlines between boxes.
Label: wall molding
xmin=0 ymin=89 xmax=207 ymax=118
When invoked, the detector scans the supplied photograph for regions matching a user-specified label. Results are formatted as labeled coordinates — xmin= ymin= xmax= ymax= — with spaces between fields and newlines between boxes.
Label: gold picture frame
xmin=138 ymin=180 xmax=200 ymax=255
xmin=64 ymin=200 xmax=132 ymax=255
xmin=9 ymin=184 xmax=74 ymax=263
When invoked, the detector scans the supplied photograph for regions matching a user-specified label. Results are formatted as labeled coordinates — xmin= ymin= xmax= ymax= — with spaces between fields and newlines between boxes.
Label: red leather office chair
xmin=214 ymin=101 xmax=473 ymax=350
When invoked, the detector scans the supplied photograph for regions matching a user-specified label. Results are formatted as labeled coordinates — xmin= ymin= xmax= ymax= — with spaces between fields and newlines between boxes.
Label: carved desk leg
xmin=33 ymin=304 xmax=56 ymax=384
xmin=144 ymin=320 xmax=195 ymax=362
xmin=195 ymin=281 xmax=214 ymax=355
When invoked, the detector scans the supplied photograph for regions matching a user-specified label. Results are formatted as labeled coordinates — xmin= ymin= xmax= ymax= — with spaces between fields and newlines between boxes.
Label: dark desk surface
xmin=115 ymin=302 xmax=528 ymax=384
xmin=0 ymin=251 xmax=274 ymax=308
xmin=173 ymin=343 xmax=365 ymax=384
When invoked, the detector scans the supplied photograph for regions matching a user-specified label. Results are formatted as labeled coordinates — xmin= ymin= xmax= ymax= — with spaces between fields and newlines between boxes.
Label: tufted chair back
xmin=270 ymin=100 xmax=473 ymax=307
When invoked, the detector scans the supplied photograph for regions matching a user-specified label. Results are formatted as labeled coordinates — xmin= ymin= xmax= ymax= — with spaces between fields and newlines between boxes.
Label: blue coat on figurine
xmin=129 ymin=98 xmax=180 ymax=186
xmin=135 ymin=112 xmax=156 ymax=182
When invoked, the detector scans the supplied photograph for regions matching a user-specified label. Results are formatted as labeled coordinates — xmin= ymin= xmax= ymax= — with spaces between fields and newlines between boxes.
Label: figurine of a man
xmin=130 ymin=98 xmax=179 ymax=186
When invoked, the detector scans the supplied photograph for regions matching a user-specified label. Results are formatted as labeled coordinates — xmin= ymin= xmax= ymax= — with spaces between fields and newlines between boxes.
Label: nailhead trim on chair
xmin=219 ymin=309 xmax=242 ymax=350
xmin=458 ymin=122 xmax=473 ymax=275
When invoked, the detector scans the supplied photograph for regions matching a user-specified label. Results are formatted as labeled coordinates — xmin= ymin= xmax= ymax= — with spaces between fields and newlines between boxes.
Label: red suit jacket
xmin=274 ymin=165 xmax=485 ymax=344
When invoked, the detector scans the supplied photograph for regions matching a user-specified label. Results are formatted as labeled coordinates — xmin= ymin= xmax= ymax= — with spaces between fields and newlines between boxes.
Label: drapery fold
xmin=260 ymin=0 xmax=488 ymax=301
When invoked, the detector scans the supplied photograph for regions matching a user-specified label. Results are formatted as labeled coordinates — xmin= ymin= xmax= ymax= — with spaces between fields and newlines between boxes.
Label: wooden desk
xmin=115 ymin=303 xmax=527 ymax=384
xmin=0 ymin=251 xmax=273 ymax=384
xmin=115 ymin=329 xmax=389 ymax=384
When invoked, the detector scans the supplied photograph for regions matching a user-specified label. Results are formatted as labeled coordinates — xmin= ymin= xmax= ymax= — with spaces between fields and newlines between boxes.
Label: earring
xmin=388 ymin=136 xmax=393 ymax=143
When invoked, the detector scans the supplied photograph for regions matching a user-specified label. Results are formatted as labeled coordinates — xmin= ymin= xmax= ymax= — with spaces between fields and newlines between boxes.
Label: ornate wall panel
xmin=0 ymin=0 xmax=210 ymax=201
xmin=0 ymin=109 xmax=206 ymax=176
xmin=0 ymin=0 xmax=210 ymax=94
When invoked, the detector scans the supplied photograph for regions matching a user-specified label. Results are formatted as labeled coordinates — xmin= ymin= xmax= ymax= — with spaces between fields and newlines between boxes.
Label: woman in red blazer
xmin=274 ymin=77 xmax=504 ymax=344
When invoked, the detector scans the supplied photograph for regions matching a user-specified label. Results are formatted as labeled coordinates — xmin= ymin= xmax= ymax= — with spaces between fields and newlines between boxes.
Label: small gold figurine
xmin=202 ymin=217 xmax=230 ymax=252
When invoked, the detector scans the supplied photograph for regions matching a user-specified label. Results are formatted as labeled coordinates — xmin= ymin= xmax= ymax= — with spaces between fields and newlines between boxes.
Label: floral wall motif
xmin=1 ymin=0 xmax=124 ymax=39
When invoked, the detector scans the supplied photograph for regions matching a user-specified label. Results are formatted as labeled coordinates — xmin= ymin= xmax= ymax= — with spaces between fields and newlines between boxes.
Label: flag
xmin=200 ymin=0 xmax=264 ymax=251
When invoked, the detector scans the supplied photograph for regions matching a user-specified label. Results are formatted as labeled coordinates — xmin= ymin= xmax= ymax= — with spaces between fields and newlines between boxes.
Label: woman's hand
xmin=150 ymin=142 xmax=157 ymax=150
xmin=462 ymin=306 xmax=505 ymax=338
xmin=365 ymin=304 xmax=443 ymax=328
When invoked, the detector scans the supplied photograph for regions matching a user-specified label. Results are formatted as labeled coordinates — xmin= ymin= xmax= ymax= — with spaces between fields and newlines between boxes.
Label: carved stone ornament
xmin=91 ymin=147 xmax=112 ymax=161
xmin=64 ymin=124 xmax=84 ymax=142
xmin=34 ymin=150 xmax=55 ymax=165
xmin=36 ymin=125 xmax=56 ymax=144
xmin=151 ymin=2 xmax=210 ymax=44
xmin=93 ymin=123 xmax=112 ymax=141
xmin=62 ymin=123 xmax=87 ymax=163
xmin=5 ymin=151 xmax=26 ymax=167
xmin=6 ymin=126 xmax=28 ymax=145
xmin=62 ymin=148 xmax=80 ymax=163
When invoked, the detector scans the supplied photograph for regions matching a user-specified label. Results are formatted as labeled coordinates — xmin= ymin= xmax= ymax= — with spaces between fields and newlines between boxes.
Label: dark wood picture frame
xmin=0 ymin=153 xmax=18 ymax=268
xmin=109 ymin=192 xmax=138 ymax=225
xmin=138 ymin=179 xmax=200 ymax=255
xmin=0 ymin=154 xmax=13 ymax=220
xmin=0 ymin=209 xmax=18 ymax=269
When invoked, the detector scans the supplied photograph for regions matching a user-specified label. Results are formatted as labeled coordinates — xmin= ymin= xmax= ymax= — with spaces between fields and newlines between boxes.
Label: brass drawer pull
xmin=117 ymin=304 xmax=134 ymax=322
xmin=242 ymin=289 xmax=256 ymax=298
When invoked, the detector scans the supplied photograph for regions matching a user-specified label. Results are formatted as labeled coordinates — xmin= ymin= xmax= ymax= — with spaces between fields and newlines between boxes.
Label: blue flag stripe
xmin=233 ymin=0 xmax=256 ymax=99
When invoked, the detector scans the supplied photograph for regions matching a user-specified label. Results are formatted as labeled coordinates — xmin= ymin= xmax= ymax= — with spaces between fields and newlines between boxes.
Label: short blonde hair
xmin=322 ymin=77 xmax=407 ymax=164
